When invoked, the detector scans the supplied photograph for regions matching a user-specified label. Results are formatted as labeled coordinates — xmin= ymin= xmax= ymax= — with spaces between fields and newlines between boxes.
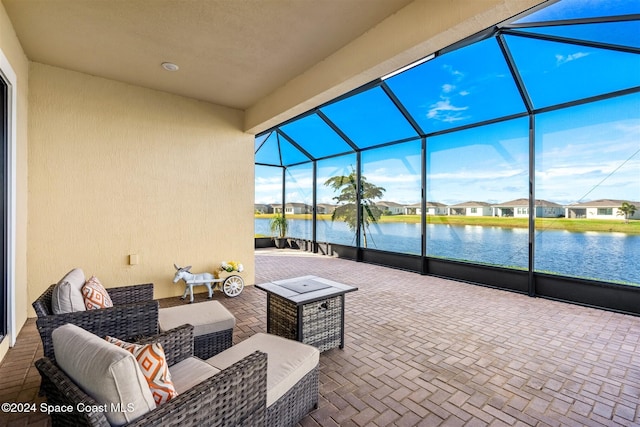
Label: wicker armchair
xmin=33 ymin=282 xmax=159 ymax=361
xmin=36 ymin=325 xmax=268 ymax=426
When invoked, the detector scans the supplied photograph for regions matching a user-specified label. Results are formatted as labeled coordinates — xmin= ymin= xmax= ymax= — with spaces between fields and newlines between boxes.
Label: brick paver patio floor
xmin=2 ymin=248 xmax=640 ymax=426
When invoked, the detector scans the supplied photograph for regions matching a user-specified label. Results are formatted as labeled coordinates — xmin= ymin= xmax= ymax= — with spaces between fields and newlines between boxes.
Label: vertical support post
xmin=356 ymin=151 xmax=362 ymax=261
xmin=281 ymin=166 xmax=286 ymax=216
xmin=312 ymin=161 xmax=318 ymax=253
xmin=281 ymin=166 xmax=287 ymax=250
xmin=421 ymin=137 xmax=428 ymax=275
xmin=528 ymin=114 xmax=536 ymax=297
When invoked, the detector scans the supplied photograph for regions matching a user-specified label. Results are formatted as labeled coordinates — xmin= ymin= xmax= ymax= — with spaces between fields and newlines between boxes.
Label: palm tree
xmin=617 ymin=201 xmax=637 ymax=224
xmin=324 ymin=168 xmax=385 ymax=248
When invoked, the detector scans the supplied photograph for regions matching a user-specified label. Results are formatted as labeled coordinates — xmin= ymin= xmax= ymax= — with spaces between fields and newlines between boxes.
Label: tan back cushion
xmin=51 ymin=268 xmax=87 ymax=314
xmin=52 ymin=324 xmax=156 ymax=425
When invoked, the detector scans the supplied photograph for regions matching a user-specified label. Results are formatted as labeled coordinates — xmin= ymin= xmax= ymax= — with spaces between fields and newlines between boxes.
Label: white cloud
xmin=442 ymin=83 xmax=455 ymax=93
xmin=555 ymin=52 xmax=590 ymax=66
xmin=443 ymin=64 xmax=464 ymax=80
xmin=427 ymin=98 xmax=469 ymax=121
xmin=365 ymin=172 xmax=421 ymax=185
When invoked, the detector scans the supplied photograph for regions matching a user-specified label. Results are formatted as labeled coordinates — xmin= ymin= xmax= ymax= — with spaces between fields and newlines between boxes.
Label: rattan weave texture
xmin=193 ymin=328 xmax=233 ymax=359
xmin=33 ymin=283 xmax=159 ymax=361
xmin=36 ymin=325 xmax=268 ymax=427
xmin=269 ymin=294 xmax=342 ymax=352
xmin=266 ymin=364 xmax=319 ymax=427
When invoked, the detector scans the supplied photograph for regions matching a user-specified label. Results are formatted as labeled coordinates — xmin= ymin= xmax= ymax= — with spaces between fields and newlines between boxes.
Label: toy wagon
xmin=173 ymin=263 xmax=245 ymax=303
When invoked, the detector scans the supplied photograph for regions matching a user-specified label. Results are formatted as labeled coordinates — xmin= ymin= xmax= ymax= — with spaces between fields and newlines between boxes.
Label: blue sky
xmin=255 ymin=1 xmax=640 ymax=208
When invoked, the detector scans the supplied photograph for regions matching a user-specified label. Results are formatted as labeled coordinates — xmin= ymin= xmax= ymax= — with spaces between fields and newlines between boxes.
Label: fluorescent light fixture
xmin=381 ymin=54 xmax=435 ymax=80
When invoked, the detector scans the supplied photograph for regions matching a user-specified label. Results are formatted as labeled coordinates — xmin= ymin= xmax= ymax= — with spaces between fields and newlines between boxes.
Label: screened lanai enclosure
xmin=255 ymin=0 xmax=640 ymax=314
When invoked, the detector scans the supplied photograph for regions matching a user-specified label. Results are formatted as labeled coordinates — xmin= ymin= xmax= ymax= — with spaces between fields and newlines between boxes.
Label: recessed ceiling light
xmin=161 ymin=62 xmax=179 ymax=72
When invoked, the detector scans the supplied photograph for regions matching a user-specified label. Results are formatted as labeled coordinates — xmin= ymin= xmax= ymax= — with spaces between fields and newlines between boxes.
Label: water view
xmin=255 ymin=218 xmax=640 ymax=285
xmin=253 ymin=2 xmax=640 ymax=316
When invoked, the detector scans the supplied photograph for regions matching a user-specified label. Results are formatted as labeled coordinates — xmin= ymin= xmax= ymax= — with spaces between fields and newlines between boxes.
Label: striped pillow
xmin=81 ymin=276 xmax=113 ymax=310
xmin=105 ymin=337 xmax=178 ymax=405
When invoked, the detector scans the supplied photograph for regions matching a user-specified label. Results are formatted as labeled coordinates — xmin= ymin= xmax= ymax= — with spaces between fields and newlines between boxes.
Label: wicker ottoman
xmin=158 ymin=301 xmax=235 ymax=359
xmin=206 ymin=333 xmax=319 ymax=427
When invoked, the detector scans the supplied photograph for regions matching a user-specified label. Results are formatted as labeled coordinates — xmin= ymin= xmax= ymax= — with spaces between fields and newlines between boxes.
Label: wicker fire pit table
xmin=256 ymin=275 xmax=358 ymax=352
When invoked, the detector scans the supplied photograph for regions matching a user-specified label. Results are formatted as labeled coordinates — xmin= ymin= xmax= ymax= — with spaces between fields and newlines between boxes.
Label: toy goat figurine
xmin=173 ymin=264 xmax=215 ymax=303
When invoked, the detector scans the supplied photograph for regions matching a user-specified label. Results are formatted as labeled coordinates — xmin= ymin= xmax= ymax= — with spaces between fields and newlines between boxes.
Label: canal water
xmin=255 ymin=218 xmax=640 ymax=285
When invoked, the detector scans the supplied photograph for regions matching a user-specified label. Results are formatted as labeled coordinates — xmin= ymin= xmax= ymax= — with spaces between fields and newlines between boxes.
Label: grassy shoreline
xmin=255 ymin=214 xmax=640 ymax=235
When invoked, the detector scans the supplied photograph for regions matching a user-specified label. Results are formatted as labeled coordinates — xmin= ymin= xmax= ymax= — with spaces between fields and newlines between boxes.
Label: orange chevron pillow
xmin=81 ymin=276 xmax=113 ymax=310
xmin=105 ymin=337 xmax=178 ymax=405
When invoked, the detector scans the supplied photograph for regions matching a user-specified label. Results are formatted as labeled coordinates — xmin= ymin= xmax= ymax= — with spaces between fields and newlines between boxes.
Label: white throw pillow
xmin=52 ymin=324 xmax=156 ymax=425
xmin=51 ymin=268 xmax=87 ymax=314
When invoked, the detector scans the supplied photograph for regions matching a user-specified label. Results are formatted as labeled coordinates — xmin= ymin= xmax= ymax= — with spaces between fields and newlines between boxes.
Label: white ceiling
xmin=3 ymin=0 xmax=413 ymax=110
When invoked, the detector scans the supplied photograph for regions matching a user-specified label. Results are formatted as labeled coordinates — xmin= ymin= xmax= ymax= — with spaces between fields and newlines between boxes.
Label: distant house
xmin=376 ymin=201 xmax=405 ymax=215
xmin=285 ymin=203 xmax=312 ymax=215
xmin=448 ymin=201 xmax=492 ymax=216
xmin=565 ymin=199 xmax=640 ymax=220
xmin=492 ymin=198 xmax=564 ymax=218
xmin=272 ymin=203 xmax=312 ymax=214
xmin=316 ymin=203 xmax=336 ymax=215
xmin=426 ymin=202 xmax=448 ymax=216
xmin=404 ymin=203 xmax=421 ymax=215
xmin=405 ymin=202 xmax=447 ymax=215
xmin=254 ymin=203 xmax=273 ymax=214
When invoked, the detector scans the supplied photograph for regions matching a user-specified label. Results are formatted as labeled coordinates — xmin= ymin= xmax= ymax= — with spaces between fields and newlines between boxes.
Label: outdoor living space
xmin=2 ymin=249 xmax=640 ymax=426
xmin=1 ymin=0 xmax=639 ymax=425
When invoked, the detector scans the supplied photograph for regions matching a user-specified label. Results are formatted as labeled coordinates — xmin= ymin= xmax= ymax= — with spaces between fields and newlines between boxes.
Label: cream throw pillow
xmin=52 ymin=324 xmax=156 ymax=425
xmin=51 ymin=268 xmax=87 ymax=314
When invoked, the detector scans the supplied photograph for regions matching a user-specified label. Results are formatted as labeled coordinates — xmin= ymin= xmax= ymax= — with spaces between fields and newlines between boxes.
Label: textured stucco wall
xmin=27 ymin=63 xmax=254 ymax=312
xmin=0 ymin=0 xmax=29 ymax=361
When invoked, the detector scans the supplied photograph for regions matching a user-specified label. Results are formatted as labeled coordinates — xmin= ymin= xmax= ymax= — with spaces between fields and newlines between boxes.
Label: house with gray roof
xmin=316 ymin=203 xmax=336 ymax=215
xmin=376 ymin=201 xmax=405 ymax=215
xmin=254 ymin=203 xmax=274 ymax=214
xmin=404 ymin=202 xmax=448 ymax=215
xmin=448 ymin=201 xmax=492 ymax=217
xmin=493 ymin=198 xmax=564 ymax=218
xmin=272 ymin=203 xmax=312 ymax=214
xmin=564 ymin=199 xmax=640 ymax=220
xmin=404 ymin=203 xmax=421 ymax=215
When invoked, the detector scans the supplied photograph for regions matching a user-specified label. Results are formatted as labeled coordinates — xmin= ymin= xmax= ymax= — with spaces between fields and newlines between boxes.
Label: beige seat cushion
xmin=169 ymin=356 xmax=220 ymax=394
xmin=158 ymin=301 xmax=235 ymax=336
xmin=52 ymin=324 xmax=156 ymax=426
xmin=51 ymin=268 xmax=87 ymax=314
xmin=206 ymin=333 xmax=319 ymax=407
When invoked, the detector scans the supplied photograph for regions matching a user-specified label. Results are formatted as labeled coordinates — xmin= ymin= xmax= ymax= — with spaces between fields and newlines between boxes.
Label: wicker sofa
xmin=36 ymin=324 xmax=267 ymax=426
xmin=36 ymin=324 xmax=320 ymax=426
xmin=33 ymin=279 xmax=159 ymax=362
